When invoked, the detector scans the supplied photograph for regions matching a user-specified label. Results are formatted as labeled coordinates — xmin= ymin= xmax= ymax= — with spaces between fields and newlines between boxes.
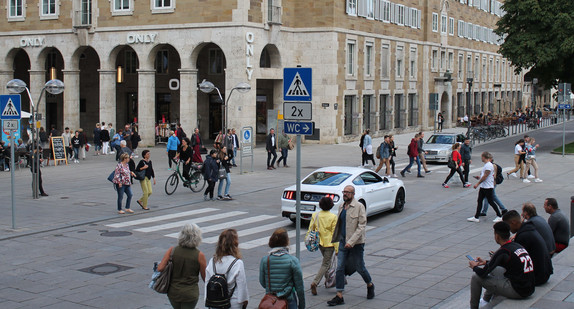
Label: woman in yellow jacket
xmin=307 ymin=197 xmax=339 ymax=296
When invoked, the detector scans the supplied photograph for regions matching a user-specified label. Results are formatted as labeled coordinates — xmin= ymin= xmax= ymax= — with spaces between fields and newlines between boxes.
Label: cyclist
xmin=176 ymin=137 xmax=193 ymax=186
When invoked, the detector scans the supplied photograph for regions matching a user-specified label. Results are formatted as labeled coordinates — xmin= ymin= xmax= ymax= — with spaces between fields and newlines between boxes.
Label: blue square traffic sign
xmin=0 ymin=95 xmax=21 ymax=120
xmin=284 ymin=121 xmax=314 ymax=136
xmin=284 ymin=68 xmax=312 ymax=101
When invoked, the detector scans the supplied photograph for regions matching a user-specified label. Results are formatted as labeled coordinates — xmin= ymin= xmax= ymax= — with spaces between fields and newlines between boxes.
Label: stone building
xmin=0 ymin=0 xmax=525 ymax=145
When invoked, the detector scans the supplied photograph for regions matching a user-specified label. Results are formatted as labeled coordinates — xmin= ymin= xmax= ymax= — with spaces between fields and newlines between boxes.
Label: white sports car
xmin=281 ymin=166 xmax=406 ymax=222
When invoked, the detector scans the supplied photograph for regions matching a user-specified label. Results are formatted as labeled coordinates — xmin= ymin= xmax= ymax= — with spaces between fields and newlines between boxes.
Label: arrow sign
xmin=284 ymin=121 xmax=314 ymax=136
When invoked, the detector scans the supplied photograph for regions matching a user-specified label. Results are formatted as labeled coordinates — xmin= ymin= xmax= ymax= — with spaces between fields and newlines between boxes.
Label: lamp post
xmin=466 ymin=71 xmax=474 ymax=137
xmin=198 ymin=80 xmax=251 ymax=135
xmin=6 ymin=79 xmax=65 ymax=199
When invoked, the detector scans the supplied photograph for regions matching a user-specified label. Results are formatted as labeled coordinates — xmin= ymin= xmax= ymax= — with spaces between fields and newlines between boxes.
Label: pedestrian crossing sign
xmin=0 ymin=95 xmax=21 ymax=120
xmin=284 ymin=68 xmax=312 ymax=101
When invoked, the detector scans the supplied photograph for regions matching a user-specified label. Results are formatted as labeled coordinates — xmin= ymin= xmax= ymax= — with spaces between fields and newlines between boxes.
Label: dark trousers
xmin=182 ymin=163 xmax=191 ymax=181
xmin=204 ymin=180 xmax=216 ymax=198
xmin=444 ymin=166 xmax=465 ymax=185
xmin=390 ymin=157 xmax=396 ymax=174
xmin=32 ymin=169 xmax=46 ymax=195
xmin=167 ymin=150 xmax=177 ymax=168
xmin=474 ymin=188 xmax=501 ymax=218
xmin=277 ymin=148 xmax=288 ymax=166
xmin=462 ymin=159 xmax=471 ymax=183
xmin=114 ymin=145 xmax=122 ymax=161
xmin=335 ymin=242 xmax=372 ymax=292
xmin=267 ymin=149 xmax=277 ymax=167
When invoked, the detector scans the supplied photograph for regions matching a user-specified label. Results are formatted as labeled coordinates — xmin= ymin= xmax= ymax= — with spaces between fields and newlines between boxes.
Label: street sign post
xmin=240 ymin=126 xmax=254 ymax=174
xmin=284 ymin=121 xmax=314 ymax=135
xmin=283 ymin=102 xmax=312 ymax=120
xmin=0 ymin=94 xmax=21 ymax=230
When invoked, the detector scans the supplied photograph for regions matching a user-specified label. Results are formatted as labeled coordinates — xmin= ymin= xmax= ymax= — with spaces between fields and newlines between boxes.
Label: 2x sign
xmin=283 ymin=102 xmax=312 ymax=121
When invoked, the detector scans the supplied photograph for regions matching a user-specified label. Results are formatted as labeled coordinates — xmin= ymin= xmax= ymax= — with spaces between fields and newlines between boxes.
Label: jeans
xmin=481 ymin=185 xmax=507 ymax=215
xmin=474 ymin=188 xmax=501 ymax=218
xmin=470 ymin=267 xmax=522 ymax=309
xmin=267 ymin=149 xmax=277 ymax=167
xmin=402 ymin=156 xmax=421 ymax=175
xmin=462 ymin=159 xmax=471 ymax=183
xmin=73 ymin=148 xmax=79 ymax=160
xmin=217 ymin=172 xmax=231 ymax=196
xmin=139 ymin=177 xmax=152 ymax=208
xmin=115 ymin=184 xmax=133 ymax=211
xmin=277 ymin=148 xmax=288 ymax=166
xmin=335 ymin=242 xmax=372 ymax=292
xmin=232 ymin=148 xmax=237 ymax=165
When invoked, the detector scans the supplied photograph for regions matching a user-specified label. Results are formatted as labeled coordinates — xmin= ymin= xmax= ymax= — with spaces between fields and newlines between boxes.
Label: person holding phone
xmin=468 ymin=222 xmax=535 ymax=309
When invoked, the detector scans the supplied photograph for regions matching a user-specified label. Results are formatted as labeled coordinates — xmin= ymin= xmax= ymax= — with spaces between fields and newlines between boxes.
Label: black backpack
xmin=494 ymin=163 xmax=504 ymax=185
xmin=205 ymin=258 xmax=239 ymax=309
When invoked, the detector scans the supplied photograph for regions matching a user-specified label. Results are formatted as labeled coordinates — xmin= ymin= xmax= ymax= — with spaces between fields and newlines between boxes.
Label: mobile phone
xmin=466 ymin=255 xmax=476 ymax=261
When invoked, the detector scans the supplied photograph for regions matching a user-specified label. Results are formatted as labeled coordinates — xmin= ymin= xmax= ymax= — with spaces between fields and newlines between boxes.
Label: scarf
xmin=269 ymin=247 xmax=290 ymax=257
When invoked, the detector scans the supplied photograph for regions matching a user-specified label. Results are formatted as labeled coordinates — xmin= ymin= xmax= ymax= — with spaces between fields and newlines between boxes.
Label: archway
xmin=149 ymin=44 xmax=181 ymax=127
xmin=76 ymin=47 xmax=100 ymax=137
xmin=40 ymin=47 xmax=65 ymax=131
xmin=8 ymin=49 xmax=31 ymax=112
xmin=440 ymin=91 xmax=449 ymax=125
xmin=114 ymin=46 xmax=139 ymax=128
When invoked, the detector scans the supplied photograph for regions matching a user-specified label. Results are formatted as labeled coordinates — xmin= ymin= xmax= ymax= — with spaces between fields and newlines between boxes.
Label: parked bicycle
xmin=165 ymin=159 xmax=206 ymax=194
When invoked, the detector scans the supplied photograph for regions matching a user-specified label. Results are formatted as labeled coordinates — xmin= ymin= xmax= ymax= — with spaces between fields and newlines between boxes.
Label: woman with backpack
xmin=442 ymin=143 xmax=470 ymax=188
xmin=479 ymin=158 xmax=508 ymax=217
xmin=204 ymin=229 xmax=248 ymax=309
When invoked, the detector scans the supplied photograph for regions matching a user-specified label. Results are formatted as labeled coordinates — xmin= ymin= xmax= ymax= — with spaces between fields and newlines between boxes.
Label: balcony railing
xmin=268 ymin=5 xmax=282 ymax=25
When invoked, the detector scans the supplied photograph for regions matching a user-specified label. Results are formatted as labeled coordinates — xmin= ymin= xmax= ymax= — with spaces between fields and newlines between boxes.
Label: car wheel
xmin=358 ymin=199 xmax=367 ymax=211
xmin=393 ymin=188 xmax=405 ymax=212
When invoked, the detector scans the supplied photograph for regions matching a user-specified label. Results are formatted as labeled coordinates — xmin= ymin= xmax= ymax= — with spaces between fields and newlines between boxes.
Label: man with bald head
xmin=328 ymin=185 xmax=375 ymax=306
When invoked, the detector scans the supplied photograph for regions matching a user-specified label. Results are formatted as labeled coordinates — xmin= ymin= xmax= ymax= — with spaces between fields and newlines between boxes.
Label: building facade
xmin=0 ymin=0 xmax=525 ymax=145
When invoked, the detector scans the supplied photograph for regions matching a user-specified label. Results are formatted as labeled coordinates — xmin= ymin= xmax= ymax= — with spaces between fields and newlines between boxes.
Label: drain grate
xmin=100 ymin=231 xmax=132 ymax=237
xmin=75 ymin=202 xmax=104 ymax=207
xmin=60 ymin=196 xmax=69 ymax=199
xmin=78 ymin=263 xmax=133 ymax=276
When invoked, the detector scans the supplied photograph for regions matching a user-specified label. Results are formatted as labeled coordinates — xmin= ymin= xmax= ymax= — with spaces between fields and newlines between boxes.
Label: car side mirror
xmin=383 ymin=177 xmax=389 ymax=183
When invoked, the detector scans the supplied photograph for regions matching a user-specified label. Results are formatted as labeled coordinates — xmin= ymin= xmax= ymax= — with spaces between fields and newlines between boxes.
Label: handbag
xmin=218 ymin=168 xmax=227 ymax=180
xmin=324 ymin=251 xmax=337 ymax=288
xmin=153 ymin=247 xmax=175 ymax=294
xmin=258 ymin=256 xmax=288 ymax=309
xmin=135 ymin=169 xmax=146 ymax=181
xmin=287 ymin=139 xmax=295 ymax=150
xmin=305 ymin=212 xmax=320 ymax=252
xmin=107 ymin=170 xmax=115 ymax=182
xmin=447 ymin=153 xmax=456 ymax=169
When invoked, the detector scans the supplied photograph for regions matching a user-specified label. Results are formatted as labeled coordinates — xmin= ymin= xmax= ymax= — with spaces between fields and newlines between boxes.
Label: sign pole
xmin=295 ymin=134 xmax=301 ymax=259
xmin=10 ymin=130 xmax=16 ymax=229
xmin=563 ymin=108 xmax=566 ymax=157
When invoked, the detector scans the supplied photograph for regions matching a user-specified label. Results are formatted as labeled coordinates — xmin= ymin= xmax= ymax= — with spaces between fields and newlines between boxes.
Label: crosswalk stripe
xmin=133 ymin=211 xmax=246 ymax=233
xmin=203 ymin=220 xmax=293 ymax=244
xmin=164 ymin=215 xmax=277 ymax=238
xmin=105 ymin=208 xmax=219 ymax=228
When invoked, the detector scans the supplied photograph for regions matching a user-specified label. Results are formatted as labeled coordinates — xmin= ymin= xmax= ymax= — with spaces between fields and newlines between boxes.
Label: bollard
xmin=571 ymin=196 xmax=574 ymax=239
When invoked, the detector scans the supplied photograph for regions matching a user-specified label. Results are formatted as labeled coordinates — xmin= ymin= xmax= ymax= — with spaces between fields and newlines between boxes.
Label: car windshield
xmin=427 ymin=135 xmax=454 ymax=144
xmin=302 ymin=172 xmax=351 ymax=186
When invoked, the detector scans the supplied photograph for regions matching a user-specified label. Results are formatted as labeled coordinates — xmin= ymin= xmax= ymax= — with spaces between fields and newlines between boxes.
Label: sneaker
xmin=522 ymin=179 xmax=531 ymax=183
xmin=425 ymin=170 xmax=432 ymax=174
xmin=224 ymin=194 xmax=232 ymax=200
xmin=479 ymin=298 xmax=490 ymax=308
xmin=367 ymin=283 xmax=375 ymax=299
xmin=406 ymin=170 xmax=412 ymax=174
xmin=509 ymin=172 xmax=517 ymax=178
xmin=417 ymin=174 xmax=425 ymax=178
xmin=327 ymin=295 xmax=345 ymax=306
xmin=400 ymin=171 xmax=405 ymax=177
xmin=501 ymin=209 xmax=508 ymax=215
xmin=527 ymin=175 xmax=535 ymax=179
xmin=442 ymin=183 xmax=450 ymax=188
xmin=534 ymin=178 xmax=543 ymax=183
xmin=493 ymin=217 xmax=503 ymax=223
xmin=217 ymin=196 xmax=224 ymax=200
xmin=310 ymin=283 xmax=317 ymax=296
xmin=464 ymin=183 xmax=472 ymax=188
xmin=204 ymin=195 xmax=209 ymax=201
xmin=467 ymin=217 xmax=480 ymax=223
xmin=392 ymin=174 xmax=398 ymax=178
xmin=167 ymin=168 xmax=172 ymax=171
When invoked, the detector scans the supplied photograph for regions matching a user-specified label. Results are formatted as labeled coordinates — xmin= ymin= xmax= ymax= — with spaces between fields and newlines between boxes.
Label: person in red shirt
xmin=442 ymin=143 xmax=471 ymax=188
xmin=400 ymin=134 xmax=423 ymax=178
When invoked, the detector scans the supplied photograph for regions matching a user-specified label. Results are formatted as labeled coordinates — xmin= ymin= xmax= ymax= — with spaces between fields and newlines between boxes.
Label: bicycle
xmin=165 ymin=159 xmax=206 ymax=195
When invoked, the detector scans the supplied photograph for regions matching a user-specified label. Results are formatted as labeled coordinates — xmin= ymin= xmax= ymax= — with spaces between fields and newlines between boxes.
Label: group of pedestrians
xmin=507 ymin=135 xmax=543 ymax=183
xmin=266 ymin=128 xmax=292 ymax=169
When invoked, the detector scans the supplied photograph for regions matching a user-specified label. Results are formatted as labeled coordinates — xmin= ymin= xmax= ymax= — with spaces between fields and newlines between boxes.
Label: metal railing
xmin=470 ymin=115 xmax=563 ymax=146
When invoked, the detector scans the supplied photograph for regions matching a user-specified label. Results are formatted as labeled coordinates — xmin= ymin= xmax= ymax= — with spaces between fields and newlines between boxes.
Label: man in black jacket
xmin=503 ymin=210 xmax=553 ymax=285
xmin=469 ymin=222 xmax=535 ymax=309
xmin=460 ymin=137 xmax=472 ymax=184
xmin=266 ymin=128 xmax=277 ymax=170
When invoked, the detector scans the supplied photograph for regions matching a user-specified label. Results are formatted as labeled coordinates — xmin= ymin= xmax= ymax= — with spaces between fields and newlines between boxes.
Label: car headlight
xmin=439 ymin=150 xmax=448 ymax=154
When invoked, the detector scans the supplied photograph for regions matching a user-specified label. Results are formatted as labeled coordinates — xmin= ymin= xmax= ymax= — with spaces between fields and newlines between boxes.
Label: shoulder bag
xmin=287 ymin=139 xmax=295 ymax=150
xmin=153 ymin=247 xmax=175 ymax=294
xmin=305 ymin=212 xmax=320 ymax=252
xmin=324 ymin=251 xmax=338 ymax=288
xmin=447 ymin=153 xmax=456 ymax=169
xmin=258 ymin=256 xmax=288 ymax=309
xmin=218 ymin=167 xmax=227 ymax=180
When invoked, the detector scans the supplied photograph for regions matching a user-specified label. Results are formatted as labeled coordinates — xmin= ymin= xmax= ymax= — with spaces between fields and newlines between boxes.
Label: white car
xmin=281 ymin=166 xmax=406 ymax=222
xmin=424 ymin=133 xmax=467 ymax=162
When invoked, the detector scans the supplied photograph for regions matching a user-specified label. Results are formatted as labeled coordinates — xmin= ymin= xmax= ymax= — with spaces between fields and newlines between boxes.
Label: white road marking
xmin=105 ymin=208 xmax=218 ymax=228
xmin=133 ymin=211 xmax=246 ymax=233
xmin=202 ymin=220 xmax=293 ymax=243
xmin=164 ymin=215 xmax=277 ymax=238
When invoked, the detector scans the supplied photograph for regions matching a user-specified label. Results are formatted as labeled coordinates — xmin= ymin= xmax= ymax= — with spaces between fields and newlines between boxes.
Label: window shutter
xmin=374 ymin=0 xmax=380 ymax=20
xmin=417 ymin=10 xmax=421 ymax=28
xmin=390 ymin=3 xmax=395 ymax=23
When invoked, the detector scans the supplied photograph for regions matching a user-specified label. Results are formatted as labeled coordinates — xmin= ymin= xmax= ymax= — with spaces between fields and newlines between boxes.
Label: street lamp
xmin=466 ymin=71 xmax=474 ymax=137
xmin=6 ymin=78 xmax=65 ymax=199
xmin=198 ymin=80 xmax=251 ymax=134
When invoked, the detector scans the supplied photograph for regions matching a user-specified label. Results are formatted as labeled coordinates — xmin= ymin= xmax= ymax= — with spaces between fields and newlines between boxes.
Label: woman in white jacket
xmin=205 ymin=229 xmax=249 ymax=309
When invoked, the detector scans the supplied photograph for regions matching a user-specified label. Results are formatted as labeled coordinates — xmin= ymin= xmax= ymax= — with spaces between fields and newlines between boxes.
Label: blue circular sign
xmin=243 ymin=130 xmax=251 ymax=141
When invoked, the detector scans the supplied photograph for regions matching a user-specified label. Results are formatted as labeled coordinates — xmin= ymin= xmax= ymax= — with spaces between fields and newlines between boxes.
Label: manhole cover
xmin=100 ymin=231 xmax=132 ymax=237
xmin=60 ymin=197 xmax=69 ymax=199
xmin=78 ymin=263 xmax=133 ymax=276
xmin=75 ymin=202 xmax=104 ymax=207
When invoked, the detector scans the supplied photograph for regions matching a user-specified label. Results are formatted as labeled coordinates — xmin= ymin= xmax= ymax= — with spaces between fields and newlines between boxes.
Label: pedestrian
xmin=524 ymin=137 xmax=542 ymax=182
xmin=93 ymin=123 xmax=102 ymax=156
xmin=175 ymin=123 xmax=186 ymax=145
xmin=388 ymin=134 xmax=398 ymax=177
xmin=157 ymin=223 xmax=207 ymax=309
xmin=131 ymin=125 xmax=141 ymax=157
xmin=543 ymin=198 xmax=570 ymax=254
xmin=276 ymin=130 xmax=291 ymax=168
xmin=112 ymin=129 xmax=123 ymax=161
xmin=224 ymin=129 xmax=235 ymax=164
xmin=203 ymin=149 xmax=219 ymax=201
xmin=71 ymin=131 xmax=81 ymax=163
xmin=437 ymin=112 xmax=444 ymax=132
xmin=136 ymin=150 xmax=155 ymax=211
xmin=217 ymin=146 xmax=232 ymax=200
xmin=417 ymin=131 xmax=431 ymax=174
xmin=400 ymin=134 xmax=423 ymax=178
xmin=266 ymin=128 xmax=277 ymax=170
xmin=62 ymin=127 xmax=72 ymax=160
xmin=479 ymin=159 xmax=508 ymax=216
xmin=100 ymin=123 xmax=110 ymax=155
xmin=78 ymin=128 xmax=87 ymax=160
xmin=362 ymin=129 xmax=375 ymax=167
xmin=230 ymin=128 xmax=239 ymax=167
xmin=166 ymin=130 xmax=180 ymax=170
xmin=327 ymin=185 xmax=375 ymax=306
xmin=460 ymin=137 xmax=472 ymax=185
xmin=28 ymin=146 xmax=48 ymax=196
xmin=442 ymin=143 xmax=469 ymax=188
xmin=112 ymin=153 xmax=136 ymax=214
xmin=308 ymin=197 xmax=338 ymax=296
xmin=39 ymin=127 xmax=48 ymax=149
xmin=468 ymin=222 xmax=535 ymax=309
xmin=214 ymin=130 xmax=224 ymax=150
xmin=374 ymin=135 xmax=390 ymax=176
xmin=108 ymin=123 xmax=116 ymax=154
xmin=191 ymin=128 xmax=204 ymax=163
xmin=259 ymin=228 xmax=305 ymax=309
xmin=468 ymin=152 xmax=503 ymax=223
xmin=176 ymin=137 xmax=193 ymax=185
xmin=205 ymin=229 xmax=249 ymax=309
xmin=119 ymin=140 xmax=133 ymax=159
xmin=359 ymin=130 xmax=367 ymax=166
xmin=507 ymin=139 xmax=526 ymax=180
xmin=521 ymin=202 xmax=555 ymax=255
xmin=123 ymin=124 xmax=133 ymax=150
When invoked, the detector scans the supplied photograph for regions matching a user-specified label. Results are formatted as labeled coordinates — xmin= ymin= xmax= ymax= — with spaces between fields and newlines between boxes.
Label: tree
xmin=495 ymin=0 xmax=574 ymax=87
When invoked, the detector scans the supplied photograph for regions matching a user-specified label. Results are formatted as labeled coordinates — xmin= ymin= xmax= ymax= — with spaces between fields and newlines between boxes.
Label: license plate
xmin=301 ymin=204 xmax=315 ymax=211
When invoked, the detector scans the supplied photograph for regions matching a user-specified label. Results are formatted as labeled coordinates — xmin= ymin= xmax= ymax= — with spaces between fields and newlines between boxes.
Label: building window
xmin=382 ymin=1 xmax=390 ymax=22
xmin=396 ymin=46 xmax=404 ymax=78
xmin=440 ymin=51 xmax=446 ymax=71
xmin=432 ymin=13 xmax=438 ymax=32
xmin=458 ymin=20 xmax=464 ymax=37
xmin=366 ymin=0 xmax=374 ymax=19
xmin=408 ymin=94 xmax=418 ymax=127
xmin=80 ymin=0 xmax=92 ymax=25
xmin=365 ymin=42 xmax=373 ymax=77
xmin=115 ymin=0 xmax=130 ymax=10
xmin=125 ymin=50 xmax=138 ymax=74
xmin=482 ymin=57 xmax=487 ymax=81
xmin=344 ymin=95 xmax=358 ymax=135
xmin=8 ymin=0 xmax=24 ymax=19
xmin=379 ymin=94 xmax=389 ymax=130
xmin=432 ymin=50 xmax=438 ymax=71
xmin=41 ymin=0 xmax=56 ymax=16
xmin=409 ymin=48 xmax=417 ymax=79
xmin=209 ymin=49 xmax=224 ymax=75
xmin=156 ymin=50 xmax=169 ymax=74
xmin=441 ymin=14 xmax=447 ymax=34
xmin=489 ymin=58 xmax=494 ymax=81
xmin=397 ymin=5 xmax=405 ymax=25
xmin=448 ymin=17 xmax=454 ymax=36
xmin=151 ymin=0 xmax=175 ymax=13
xmin=347 ymin=40 xmax=356 ymax=77
xmin=448 ymin=52 xmax=453 ymax=71
xmin=267 ymin=0 xmax=282 ymax=24
xmin=395 ymin=94 xmax=404 ymax=128
xmin=458 ymin=54 xmax=464 ymax=79
xmin=363 ymin=95 xmax=374 ymax=131
xmin=346 ymin=0 xmax=357 ymax=16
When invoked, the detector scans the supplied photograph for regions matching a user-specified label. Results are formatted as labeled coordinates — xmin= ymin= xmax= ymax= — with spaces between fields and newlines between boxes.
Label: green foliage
xmin=495 ymin=0 xmax=574 ymax=87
